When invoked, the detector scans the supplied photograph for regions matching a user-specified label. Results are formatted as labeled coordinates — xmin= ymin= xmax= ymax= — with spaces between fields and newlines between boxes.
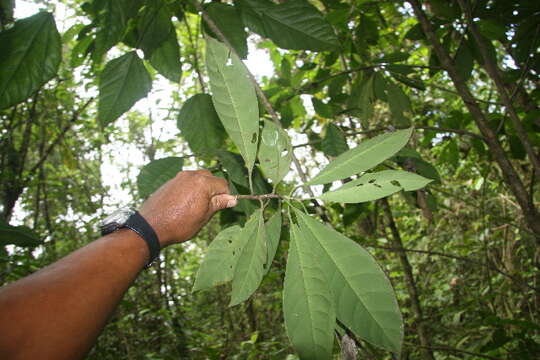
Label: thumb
xmin=210 ymin=194 xmax=237 ymax=212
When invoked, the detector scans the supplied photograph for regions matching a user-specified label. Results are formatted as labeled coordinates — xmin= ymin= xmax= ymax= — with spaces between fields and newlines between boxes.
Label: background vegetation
xmin=0 ymin=0 xmax=539 ymax=359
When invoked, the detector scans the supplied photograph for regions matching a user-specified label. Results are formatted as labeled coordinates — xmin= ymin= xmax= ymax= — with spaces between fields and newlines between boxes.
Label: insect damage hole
xmin=251 ymin=133 xmax=258 ymax=143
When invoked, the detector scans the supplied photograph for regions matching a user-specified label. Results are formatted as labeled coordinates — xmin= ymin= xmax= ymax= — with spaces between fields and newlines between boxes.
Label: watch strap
xmin=124 ymin=211 xmax=160 ymax=267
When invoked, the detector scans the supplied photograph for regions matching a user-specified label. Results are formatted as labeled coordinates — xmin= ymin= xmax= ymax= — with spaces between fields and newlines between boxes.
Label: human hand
xmin=139 ymin=170 xmax=237 ymax=247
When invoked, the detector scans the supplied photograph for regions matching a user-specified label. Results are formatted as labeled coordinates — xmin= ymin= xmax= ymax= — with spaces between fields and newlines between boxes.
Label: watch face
xmin=100 ymin=208 xmax=135 ymax=233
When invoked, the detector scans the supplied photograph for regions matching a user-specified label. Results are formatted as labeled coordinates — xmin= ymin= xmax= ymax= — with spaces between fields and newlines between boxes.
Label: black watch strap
xmin=124 ymin=211 xmax=160 ymax=267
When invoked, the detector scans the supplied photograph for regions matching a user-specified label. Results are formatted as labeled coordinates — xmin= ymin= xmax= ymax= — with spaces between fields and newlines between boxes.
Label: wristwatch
xmin=100 ymin=207 xmax=160 ymax=267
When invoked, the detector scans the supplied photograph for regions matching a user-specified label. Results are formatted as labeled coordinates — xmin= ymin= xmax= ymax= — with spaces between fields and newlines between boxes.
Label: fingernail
xmin=226 ymin=199 xmax=237 ymax=208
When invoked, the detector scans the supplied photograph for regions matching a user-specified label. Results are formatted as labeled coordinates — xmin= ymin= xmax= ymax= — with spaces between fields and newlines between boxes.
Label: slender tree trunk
xmin=381 ymin=198 xmax=435 ymax=360
xmin=408 ymin=0 xmax=540 ymax=240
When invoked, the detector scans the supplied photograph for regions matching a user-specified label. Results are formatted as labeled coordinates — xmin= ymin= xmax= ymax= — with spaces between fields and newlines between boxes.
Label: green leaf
xmin=455 ymin=43 xmax=474 ymax=82
xmin=321 ymin=124 xmax=349 ymax=157
xmin=93 ymin=0 xmax=132 ymax=61
xmin=98 ymin=52 xmax=152 ymax=126
xmin=206 ymin=37 xmax=259 ymax=173
xmin=294 ymin=209 xmax=403 ymax=354
xmin=0 ymin=220 xmax=41 ymax=248
xmin=258 ymin=120 xmax=292 ymax=185
xmin=386 ymin=82 xmax=411 ymax=126
xmin=230 ymin=209 xmax=267 ymax=306
xmin=319 ymin=170 xmax=432 ymax=203
xmin=136 ymin=3 xmax=172 ymax=57
xmin=238 ymin=0 xmax=338 ymax=52
xmin=149 ymin=28 xmax=182 ymax=82
xmin=0 ymin=12 xmax=61 ymax=110
xmin=312 ymin=97 xmax=334 ymax=118
xmin=193 ymin=225 xmax=244 ymax=292
xmin=177 ymin=94 xmax=226 ymax=154
xmin=137 ymin=157 xmax=183 ymax=198
xmin=218 ymin=151 xmax=249 ymax=188
xmin=306 ymin=128 xmax=413 ymax=185
xmin=204 ymin=2 xmax=248 ymax=59
xmin=283 ymin=223 xmax=335 ymax=360
xmin=264 ymin=211 xmax=282 ymax=274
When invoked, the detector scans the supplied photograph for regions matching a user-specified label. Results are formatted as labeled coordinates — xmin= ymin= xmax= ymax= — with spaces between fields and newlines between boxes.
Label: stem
xmin=235 ymin=194 xmax=284 ymax=200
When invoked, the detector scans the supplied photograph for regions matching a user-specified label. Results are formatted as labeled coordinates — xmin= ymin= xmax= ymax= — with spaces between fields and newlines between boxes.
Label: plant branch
xmin=191 ymin=0 xmax=329 ymax=219
xmin=235 ymin=194 xmax=283 ymax=200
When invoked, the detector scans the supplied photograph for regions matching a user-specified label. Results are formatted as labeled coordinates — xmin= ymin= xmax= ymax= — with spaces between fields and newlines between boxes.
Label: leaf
xmin=192 ymin=225 xmax=244 ymax=292
xmin=206 ymin=37 xmax=259 ymax=173
xmin=0 ymin=220 xmax=41 ymax=248
xmin=455 ymin=43 xmax=474 ymax=82
xmin=149 ymin=28 xmax=182 ymax=82
xmin=321 ymin=124 xmax=349 ymax=157
xmin=230 ymin=209 xmax=267 ymax=306
xmin=319 ymin=170 xmax=432 ymax=203
xmin=347 ymin=74 xmax=374 ymax=120
xmin=177 ymin=94 xmax=226 ymax=154
xmin=137 ymin=157 xmax=183 ymax=198
xmin=386 ymin=82 xmax=412 ymax=126
xmin=283 ymin=223 xmax=335 ymax=360
xmin=204 ymin=2 xmax=248 ymax=59
xmin=218 ymin=151 xmax=249 ymax=188
xmin=238 ymin=0 xmax=338 ymax=52
xmin=0 ymin=12 xmax=61 ymax=110
xmin=312 ymin=97 xmax=334 ymax=118
xmin=136 ymin=3 xmax=173 ymax=57
xmin=294 ymin=209 xmax=403 ymax=354
xmin=93 ymin=0 xmax=132 ymax=60
xmin=264 ymin=211 xmax=282 ymax=274
xmin=306 ymin=128 xmax=413 ymax=185
xmin=258 ymin=120 xmax=292 ymax=185
xmin=98 ymin=52 xmax=152 ymax=126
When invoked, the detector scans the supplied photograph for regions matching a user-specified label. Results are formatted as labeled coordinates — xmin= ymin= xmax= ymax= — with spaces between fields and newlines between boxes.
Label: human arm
xmin=0 ymin=170 xmax=236 ymax=360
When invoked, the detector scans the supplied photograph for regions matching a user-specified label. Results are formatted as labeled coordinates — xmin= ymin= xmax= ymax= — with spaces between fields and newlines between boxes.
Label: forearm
xmin=0 ymin=229 xmax=148 ymax=360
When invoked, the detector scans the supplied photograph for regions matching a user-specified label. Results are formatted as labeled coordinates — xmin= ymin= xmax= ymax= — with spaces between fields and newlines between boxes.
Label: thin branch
xmin=235 ymin=194 xmax=283 ymax=200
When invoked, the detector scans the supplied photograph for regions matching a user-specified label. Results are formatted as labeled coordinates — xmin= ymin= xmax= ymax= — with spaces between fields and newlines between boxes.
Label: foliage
xmin=1 ymin=0 xmax=540 ymax=359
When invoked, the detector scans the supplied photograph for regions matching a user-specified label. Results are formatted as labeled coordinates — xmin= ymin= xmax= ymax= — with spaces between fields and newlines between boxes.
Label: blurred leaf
xmin=98 ymin=52 xmax=152 ymax=126
xmin=137 ymin=157 xmax=183 ymax=198
xmin=258 ymin=120 xmax=292 ymax=185
xmin=204 ymin=2 xmax=248 ymax=59
xmin=455 ymin=43 xmax=474 ymax=82
xmin=386 ymin=82 xmax=412 ymax=126
xmin=321 ymin=124 xmax=349 ymax=157
xmin=0 ymin=220 xmax=41 ymax=248
xmin=178 ymin=94 xmax=226 ymax=154
xmin=149 ymin=28 xmax=182 ymax=82
xmin=0 ymin=12 xmax=61 ymax=110
xmin=136 ymin=3 xmax=172 ymax=57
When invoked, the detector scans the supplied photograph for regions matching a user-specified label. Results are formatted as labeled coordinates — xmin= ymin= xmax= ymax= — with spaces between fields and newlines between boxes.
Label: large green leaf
xmin=306 ymin=128 xmax=413 ymax=185
xmin=283 ymin=223 xmax=335 ymax=360
xmin=149 ymin=28 xmax=182 ymax=83
xmin=319 ymin=170 xmax=432 ymax=203
xmin=98 ymin=52 xmax=152 ymax=126
xmin=294 ymin=209 xmax=403 ymax=354
xmin=192 ymin=225 xmax=244 ymax=292
xmin=264 ymin=210 xmax=282 ymax=274
xmin=258 ymin=120 xmax=292 ymax=185
xmin=321 ymin=124 xmax=349 ymax=157
xmin=238 ymin=0 xmax=338 ymax=52
xmin=136 ymin=3 xmax=172 ymax=57
xmin=206 ymin=37 xmax=259 ymax=173
xmin=177 ymin=94 xmax=225 ymax=154
xmin=0 ymin=220 xmax=41 ymax=248
xmin=204 ymin=2 xmax=248 ymax=59
xmin=0 ymin=12 xmax=61 ymax=110
xmin=230 ymin=209 xmax=267 ymax=306
xmin=93 ymin=0 xmax=132 ymax=60
xmin=137 ymin=157 xmax=183 ymax=198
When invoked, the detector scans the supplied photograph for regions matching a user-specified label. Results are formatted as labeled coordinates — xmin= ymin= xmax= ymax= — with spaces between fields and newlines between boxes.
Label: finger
xmin=210 ymin=194 xmax=237 ymax=212
xmin=204 ymin=176 xmax=230 ymax=196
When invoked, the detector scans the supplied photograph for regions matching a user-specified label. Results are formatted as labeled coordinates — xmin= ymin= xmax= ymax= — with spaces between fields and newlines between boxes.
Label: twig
xmin=235 ymin=194 xmax=283 ymax=200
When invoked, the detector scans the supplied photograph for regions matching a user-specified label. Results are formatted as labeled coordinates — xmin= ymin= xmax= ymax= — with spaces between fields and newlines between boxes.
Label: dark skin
xmin=0 ymin=170 xmax=237 ymax=360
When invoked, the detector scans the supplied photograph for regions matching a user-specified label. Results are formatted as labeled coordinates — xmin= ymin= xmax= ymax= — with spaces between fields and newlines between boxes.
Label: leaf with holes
xmin=230 ymin=209 xmax=267 ymax=306
xmin=264 ymin=210 xmax=282 ymax=274
xmin=258 ymin=120 xmax=292 ymax=185
xmin=306 ymin=128 xmax=413 ymax=185
xmin=320 ymin=170 xmax=432 ymax=203
xmin=293 ymin=209 xmax=403 ymax=354
xmin=0 ymin=12 xmax=61 ymax=110
xmin=283 ymin=223 xmax=335 ymax=360
xmin=192 ymin=225 xmax=245 ymax=292
xmin=206 ymin=37 xmax=259 ymax=173
xmin=137 ymin=157 xmax=183 ymax=198
xmin=98 ymin=52 xmax=152 ymax=126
